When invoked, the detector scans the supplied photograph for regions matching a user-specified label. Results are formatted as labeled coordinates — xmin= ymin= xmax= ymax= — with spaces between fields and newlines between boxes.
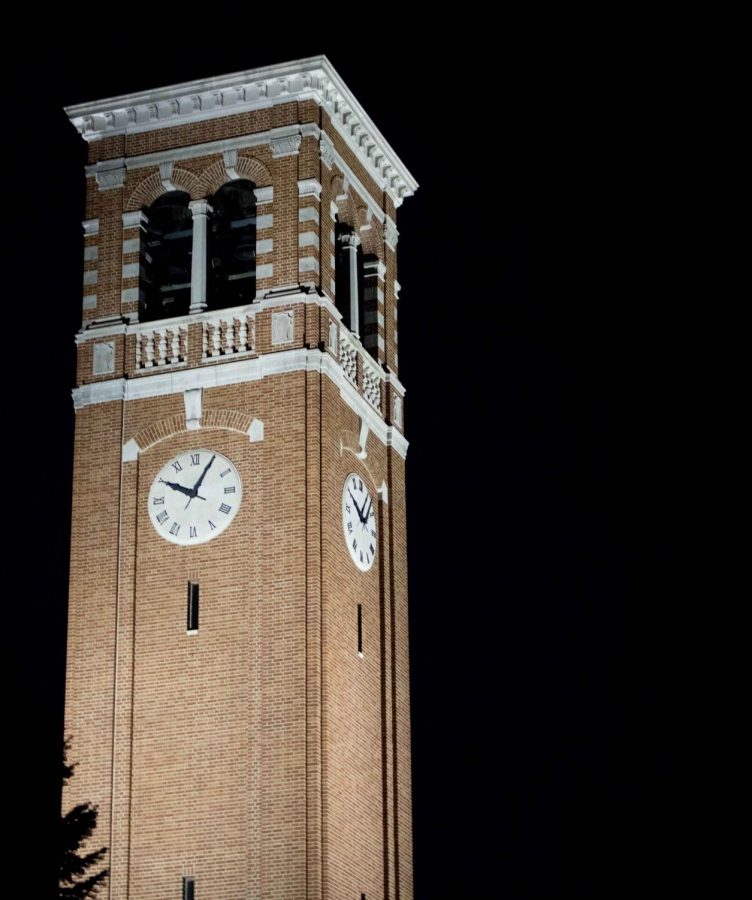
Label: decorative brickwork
xmin=127 ymin=167 xmax=202 ymax=208
xmin=63 ymin=56 xmax=416 ymax=899
xmin=197 ymin=154 xmax=273 ymax=196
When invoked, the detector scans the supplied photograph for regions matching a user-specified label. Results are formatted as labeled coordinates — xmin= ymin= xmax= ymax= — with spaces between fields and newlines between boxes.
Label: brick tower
xmin=62 ymin=56 xmax=417 ymax=899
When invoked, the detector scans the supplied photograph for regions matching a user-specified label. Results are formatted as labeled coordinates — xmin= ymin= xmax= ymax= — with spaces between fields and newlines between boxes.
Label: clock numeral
xmin=369 ymin=544 xmax=375 ymax=555
xmin=366 ymin=554 xmax=371 ymax=565
xmin=220 ymin=468 xmax=231 ymax=478
xmin=359 ymin=479 xmax=363 ymax=492
xmin=347 ymin=522 xmax=353 ymax=535
xmin=224 ymin=486 xmax=236 ymax=494
xmin=346 ymin=504 xmax=351 ymax=514
xmin=369 ymin=507 xmax=375 ymax=519
xmin=370 ymin=529 xmax=376 ymax=538
xmin=360 ymin=550 xmax=364 ymax=563
xmin=189 ymin=526 xmax=197 ymax=539
xmin=190 ymin=453 xmax=200 ymax=466
xmin=208 ymin=520 xmax=217 ymax=531
xmin=219 ymin=503 xmax=232 ymax=515
xmin=352 ymin=538 xmax=357 ymax=551
xmin=169 ymin=522 xmax=180 ymax=536
xmin=172 ymin=460 xmax=183 ymax=473
xmin=153 ymin=496 xmax=165 ymax=506
xmin=156 ymin=510 xmax=169 ymax=525
xmin=351 ymin=478 xmax=356 ymax=491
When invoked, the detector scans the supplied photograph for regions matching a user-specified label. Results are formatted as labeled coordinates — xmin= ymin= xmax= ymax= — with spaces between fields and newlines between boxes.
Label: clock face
xmin=148 ymin=449 xmax=242 ymax=546
xmin=342 ymin=473 xmax=377 ymax=571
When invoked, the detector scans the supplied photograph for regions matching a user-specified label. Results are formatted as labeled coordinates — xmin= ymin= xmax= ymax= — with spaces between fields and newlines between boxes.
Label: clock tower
xmin=62 ymin=57 xmax=416 ymax=899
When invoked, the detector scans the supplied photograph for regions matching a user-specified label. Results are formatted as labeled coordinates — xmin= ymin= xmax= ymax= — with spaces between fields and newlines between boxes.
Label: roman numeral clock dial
xmin=147 ymin=449 xmax=242 ymax=545
xmin=342 ymin=474 xmax=377 ymax=572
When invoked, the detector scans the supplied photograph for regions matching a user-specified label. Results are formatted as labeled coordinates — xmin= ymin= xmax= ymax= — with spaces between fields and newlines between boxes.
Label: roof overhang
xmin=65 ymin=55 xmax=418 ymax=207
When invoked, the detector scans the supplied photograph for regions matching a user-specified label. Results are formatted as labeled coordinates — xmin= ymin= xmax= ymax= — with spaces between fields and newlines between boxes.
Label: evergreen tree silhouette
xmin=60 ymin=739 xmax=108 ymax=899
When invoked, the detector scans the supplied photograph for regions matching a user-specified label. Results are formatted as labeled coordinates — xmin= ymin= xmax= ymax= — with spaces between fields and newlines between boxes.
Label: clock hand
xmin=361 ymin=497 xmax=373 ymax=528
xmin=348 ymin=489 xmax=366 ymax=523
xmin=192 ymin=454 xmax=216 ymax=493
xmin=159 ymin=478 xmax=194 ymax=498
xmin=185 ymin=454 xmax=216 ymax=509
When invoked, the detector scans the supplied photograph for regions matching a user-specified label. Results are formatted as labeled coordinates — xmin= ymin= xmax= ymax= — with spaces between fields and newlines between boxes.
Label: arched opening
xmin=361 ymin=253 xmax=380 ymax=360
xmin=208 ymin=180 xmax=256 ymax=310
xmin=335 ymin=220 xmax=364 ymax=335
xmin=139 ymin=191 xmax=192 ymax=322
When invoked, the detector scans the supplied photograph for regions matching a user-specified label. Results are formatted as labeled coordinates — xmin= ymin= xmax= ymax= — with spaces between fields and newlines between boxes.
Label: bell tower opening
xmin=208 ymin=179 xmax=257 ymax=310
xmin=139 ymin=190 xmax=192 ymax=322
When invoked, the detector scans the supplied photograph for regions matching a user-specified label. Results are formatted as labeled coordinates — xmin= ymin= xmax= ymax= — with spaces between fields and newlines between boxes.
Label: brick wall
xmin=64 ymin=94 xmax=412 ymax=899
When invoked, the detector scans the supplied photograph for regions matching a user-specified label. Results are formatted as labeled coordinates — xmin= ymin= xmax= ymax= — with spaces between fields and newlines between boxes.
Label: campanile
xmin=62 ymin=56 xmax=416 ymax=899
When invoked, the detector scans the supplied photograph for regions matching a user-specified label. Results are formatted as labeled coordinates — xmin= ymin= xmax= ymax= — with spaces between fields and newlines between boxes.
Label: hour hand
xmin=159 ymin=478 xmax=194 ymax=497
xmin=348 ymin=489 xmax=366 ymax=523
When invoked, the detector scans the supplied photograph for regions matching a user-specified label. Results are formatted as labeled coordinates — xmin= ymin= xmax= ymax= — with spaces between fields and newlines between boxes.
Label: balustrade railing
xmin=339 ymin=332 xmax=358 ymax=386
xmin=135 ymin=326 xmax=187 ymax=369
xmin=133 ymin=308 xmax=256 ymax=370
xmin=131 ymin=308 xmax=389 ymax=424
xmin=362 ymin=358 xmax=382 ymax=412
xmin=202 ymin=313 xmax=255 ymax=359
xmin=339 ymin=330 xmax=384 ymax=415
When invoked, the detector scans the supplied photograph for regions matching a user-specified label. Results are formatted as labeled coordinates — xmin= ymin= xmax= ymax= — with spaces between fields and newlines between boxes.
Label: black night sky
xmin=5 ymin=30 xmax=674 ymax=899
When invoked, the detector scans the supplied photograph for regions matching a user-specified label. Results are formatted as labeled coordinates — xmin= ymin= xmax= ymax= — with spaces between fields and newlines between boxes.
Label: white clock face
xmin=342 ymin=473 xmax=377 ymax=572
xmin=148 ymin=449 xmax=242 ymax=546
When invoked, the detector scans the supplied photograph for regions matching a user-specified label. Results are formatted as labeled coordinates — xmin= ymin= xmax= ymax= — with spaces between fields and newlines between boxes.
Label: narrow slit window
xmin=187 ymin=582 xmax=199 ymax=632
xmin=182 ymin=876 xmax=195 ymax=900
xmin=357 ymin=603 xmax=363 ymax=657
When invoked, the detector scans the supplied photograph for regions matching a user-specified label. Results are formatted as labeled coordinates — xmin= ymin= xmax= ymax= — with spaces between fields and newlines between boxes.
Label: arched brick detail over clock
xmin=198 ymin=154 xmax=272 ymax=197
xmin=131 ymin=408 xmax=254 ymax=454
xmin=201 ymin=408 xmax=254 ymax=434
xmin=126 ymin=167 xmax=201 ymax=211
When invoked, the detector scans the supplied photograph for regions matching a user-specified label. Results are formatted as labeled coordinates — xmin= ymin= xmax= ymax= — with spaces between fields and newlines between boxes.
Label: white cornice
xmin=73 ymin=379 xmax=125 ymax=408
xmin=75 ymin=322 xmax=127 ymax=344
xmin=387 ymin=426 xmax=409 ymax=458
xmin=384 ymin=371 xmax=406 ymax=397
xmin=65 ymin=55 xmax=417 ymax=207
xmin=75 ymin=292 xmax=342 ymax=345
xmin=72 ymin=346 xmax=409 ymax=459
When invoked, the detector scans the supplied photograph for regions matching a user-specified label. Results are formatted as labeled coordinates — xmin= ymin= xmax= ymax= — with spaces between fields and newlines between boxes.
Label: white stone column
xmin=189 ymin=199 xmax=212 ymax=314
xmin=339 ymin=231 xmax=361 ymax=336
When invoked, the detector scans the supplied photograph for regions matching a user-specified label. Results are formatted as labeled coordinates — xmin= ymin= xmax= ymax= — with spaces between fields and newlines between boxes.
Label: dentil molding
xmin=65 ymin=55 xmax=417 ymax=208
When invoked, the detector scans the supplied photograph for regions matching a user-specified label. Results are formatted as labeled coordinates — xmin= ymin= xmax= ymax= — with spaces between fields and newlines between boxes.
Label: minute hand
xmin=192 ymin=454 xmax=216 ymax=493
xmin=184 ymin=454 xmax=216 ymax=509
